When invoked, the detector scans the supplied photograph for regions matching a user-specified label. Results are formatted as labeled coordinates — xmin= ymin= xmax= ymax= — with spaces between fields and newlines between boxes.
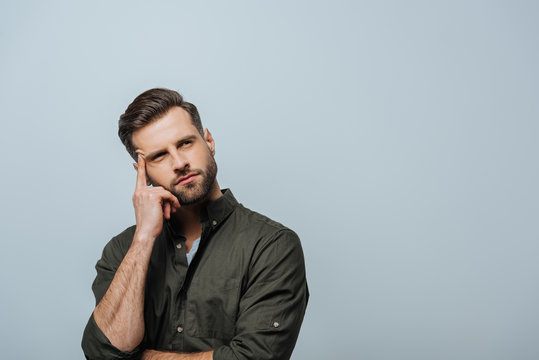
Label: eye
xmin=179 ymin=140 xmax=192 ymax=148
xmin=153 ymin=152 xmax=166 ymax=161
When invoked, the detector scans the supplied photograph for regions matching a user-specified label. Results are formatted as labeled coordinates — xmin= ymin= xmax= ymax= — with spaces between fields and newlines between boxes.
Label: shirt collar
xmin=199 ymin=188 xmax=238 ymax=227
xmin=165 ymin=189 xmax=239 ymax=237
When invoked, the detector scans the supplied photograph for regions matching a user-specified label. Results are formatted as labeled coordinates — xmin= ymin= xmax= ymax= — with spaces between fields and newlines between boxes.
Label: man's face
xmin=132 ymin=107 xmax=218 ymax=205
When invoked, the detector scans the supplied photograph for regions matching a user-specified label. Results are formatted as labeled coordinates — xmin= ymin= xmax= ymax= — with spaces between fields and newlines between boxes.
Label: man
xmin=81 ymin=88 xmax=309 ymax=360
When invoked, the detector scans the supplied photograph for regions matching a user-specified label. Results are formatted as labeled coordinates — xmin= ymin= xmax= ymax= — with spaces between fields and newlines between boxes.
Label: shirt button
xmin=176 ymin=243 xmax=182 ymax=249
xmin=177 ymin=326 xmax=184 ymax=333
xmin=273 ymin=322 xmax=280 ymax=328
xmin=212 ymin=220 xmax=217 ymax=226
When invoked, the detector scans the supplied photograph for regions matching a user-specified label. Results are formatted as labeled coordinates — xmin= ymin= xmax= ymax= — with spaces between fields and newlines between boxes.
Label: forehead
xmin=132 ymin=107 xmax=200 ymax=153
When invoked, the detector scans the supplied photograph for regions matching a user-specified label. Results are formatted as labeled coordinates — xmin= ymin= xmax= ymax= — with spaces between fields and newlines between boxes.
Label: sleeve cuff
xmin=81 ymin=313 xmax=143 ymax=360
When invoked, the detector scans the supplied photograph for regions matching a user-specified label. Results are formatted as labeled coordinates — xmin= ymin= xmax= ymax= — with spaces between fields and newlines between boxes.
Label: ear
xmin=203 ymin=128 xmax=215 ymax=155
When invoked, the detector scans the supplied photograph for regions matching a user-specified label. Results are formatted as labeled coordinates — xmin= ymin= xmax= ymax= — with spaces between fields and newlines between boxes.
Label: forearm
xmin=142 ymin=350 xmax=213 ymax=360
xmin=93 ymin=232 xmax=155 ymax=351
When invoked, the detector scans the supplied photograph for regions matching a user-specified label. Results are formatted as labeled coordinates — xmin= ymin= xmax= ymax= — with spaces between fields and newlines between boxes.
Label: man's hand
xmin=133 ymin=155 xmax=180 ymax=240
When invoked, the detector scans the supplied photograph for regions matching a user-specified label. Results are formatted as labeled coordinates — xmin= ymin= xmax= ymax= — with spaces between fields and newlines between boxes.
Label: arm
xmin=212 ymin=229 xmax=309 ymax=360
xmin=141 ymin=350 xmax=213 ymax=360
xmin=82 ymin=155 xmax=180 ymax=359
xmin=92 ymin=231 xmax=155 ymax=350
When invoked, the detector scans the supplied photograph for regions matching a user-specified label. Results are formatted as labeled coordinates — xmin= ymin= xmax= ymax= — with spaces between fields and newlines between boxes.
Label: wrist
xmin=132 ymin=230 xmax=158 ymax=246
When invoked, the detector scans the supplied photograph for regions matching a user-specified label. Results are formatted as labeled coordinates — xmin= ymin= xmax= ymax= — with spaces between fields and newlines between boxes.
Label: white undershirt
xmin=186 ymin=237 xmax=201 ymax=266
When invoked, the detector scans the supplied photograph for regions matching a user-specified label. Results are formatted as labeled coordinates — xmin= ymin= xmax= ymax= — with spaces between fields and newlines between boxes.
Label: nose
xmin=170 ymin=149 xmax=189 ymax=172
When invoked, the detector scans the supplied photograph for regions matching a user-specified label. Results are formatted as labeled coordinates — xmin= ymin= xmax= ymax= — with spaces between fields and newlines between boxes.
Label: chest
xmin=143 ymin=226 xmax=256 ymax=350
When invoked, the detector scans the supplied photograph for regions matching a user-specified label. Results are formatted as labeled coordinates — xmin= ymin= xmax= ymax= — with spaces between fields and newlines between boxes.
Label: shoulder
xmin=98 ymin=225 xmax=137 ymax=269
xmin=108 ymin=224 xmax=137 ymax=248
xmin=234 ymin=203 xmax=297 ymax=234
xmin=231 ymin=204 xmax=302 ymax=252
xmin=230 ymin=205 xmax=307 ymax=288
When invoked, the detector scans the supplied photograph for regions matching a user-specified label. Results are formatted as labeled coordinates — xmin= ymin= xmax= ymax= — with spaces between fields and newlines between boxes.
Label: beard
xmin=169 ymin=153 xmax=218 ymax=206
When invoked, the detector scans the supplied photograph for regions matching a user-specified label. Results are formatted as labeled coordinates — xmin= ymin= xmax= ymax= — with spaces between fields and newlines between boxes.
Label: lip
xmin=176 ymin=173 xmax=198 ymax=185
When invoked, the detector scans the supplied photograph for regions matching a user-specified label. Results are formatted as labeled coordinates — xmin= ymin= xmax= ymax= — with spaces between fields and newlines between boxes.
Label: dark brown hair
xmin=118 ymin=88 xmax=203 ymax=159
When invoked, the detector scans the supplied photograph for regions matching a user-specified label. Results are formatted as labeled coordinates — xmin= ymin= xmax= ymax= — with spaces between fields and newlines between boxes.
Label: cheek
xmin=194 ymin=146 xmax=212 ymax=164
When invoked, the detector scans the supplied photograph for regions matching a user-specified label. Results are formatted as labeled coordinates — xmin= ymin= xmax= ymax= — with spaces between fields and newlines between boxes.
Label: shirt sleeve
xmin=82 ymin=313 xmax=143 ymax=360
xmin=81 ymin=227 xmax=143 ymax=360
xmin=213 ymin=229 xmax=309 ymax=360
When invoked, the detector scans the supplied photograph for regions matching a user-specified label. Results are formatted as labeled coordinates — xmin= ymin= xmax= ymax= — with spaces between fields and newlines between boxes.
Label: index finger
xmin=136 ymin=154 xmax=148 ymax=189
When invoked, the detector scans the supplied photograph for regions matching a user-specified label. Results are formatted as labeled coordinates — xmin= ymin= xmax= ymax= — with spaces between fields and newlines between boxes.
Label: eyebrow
xmin=145 ymin=135 xmax=198 ymax=160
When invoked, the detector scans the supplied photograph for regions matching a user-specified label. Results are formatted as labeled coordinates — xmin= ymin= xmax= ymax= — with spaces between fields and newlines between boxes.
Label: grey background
xmin=1 ymin=1 xmax=538 ymax=359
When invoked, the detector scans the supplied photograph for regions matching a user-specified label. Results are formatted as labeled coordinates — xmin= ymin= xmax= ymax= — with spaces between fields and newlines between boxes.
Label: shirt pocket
xmin=186 ymin=277 xmax=240 ymax=339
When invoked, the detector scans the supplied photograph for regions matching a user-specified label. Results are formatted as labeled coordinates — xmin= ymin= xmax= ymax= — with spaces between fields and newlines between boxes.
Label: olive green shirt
xmin=81 ymin=189 xmax=309 ymax=360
